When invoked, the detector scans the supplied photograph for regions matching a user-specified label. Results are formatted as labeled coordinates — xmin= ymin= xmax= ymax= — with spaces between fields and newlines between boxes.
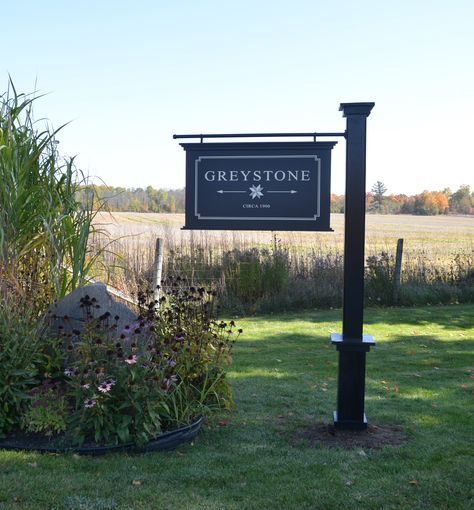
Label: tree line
xmin=77 ymin=183 xmax=473 ymax=216
xmin=331 ymin=182 xmax=474 ymax=215
xmin=76 ymin=185 xmax=185 ymax=213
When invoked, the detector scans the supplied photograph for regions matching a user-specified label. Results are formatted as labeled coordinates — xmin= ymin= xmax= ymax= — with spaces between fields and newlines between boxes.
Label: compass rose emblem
xmin=249 ymin=184 xmax=264 ymax=199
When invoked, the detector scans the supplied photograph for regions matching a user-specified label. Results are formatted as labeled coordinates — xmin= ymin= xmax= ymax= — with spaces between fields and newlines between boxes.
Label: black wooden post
xmin=331 ymin=102 xmax=375 ymax=430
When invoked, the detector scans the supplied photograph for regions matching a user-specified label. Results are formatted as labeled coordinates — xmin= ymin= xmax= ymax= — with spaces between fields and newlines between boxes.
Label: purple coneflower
xmin=98 ymin=382 xmax=112 ymax=393
xmin=125 ymin=354 xmax=138 ymax=365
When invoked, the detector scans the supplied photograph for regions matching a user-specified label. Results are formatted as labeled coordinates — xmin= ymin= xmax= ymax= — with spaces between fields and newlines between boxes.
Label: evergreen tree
xmin=370 ymin=181 xmax=387 ymax=213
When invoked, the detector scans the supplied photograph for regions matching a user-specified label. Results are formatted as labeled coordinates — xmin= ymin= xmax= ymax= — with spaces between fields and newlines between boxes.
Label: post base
xmin=333 ymin=411 xmax=368 ymax=430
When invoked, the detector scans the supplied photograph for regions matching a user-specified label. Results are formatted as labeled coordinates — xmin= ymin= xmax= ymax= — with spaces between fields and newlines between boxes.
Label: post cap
xmin=339 ymin=102 xmax=375 ymax=117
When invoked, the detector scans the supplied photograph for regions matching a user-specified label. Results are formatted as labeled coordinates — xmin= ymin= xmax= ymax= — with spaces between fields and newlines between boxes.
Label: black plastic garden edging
xmin=0 ymin=416 xmax=203 ymax=456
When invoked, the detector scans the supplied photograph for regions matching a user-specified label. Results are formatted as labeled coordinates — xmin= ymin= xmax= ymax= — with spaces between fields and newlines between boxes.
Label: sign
xmin=181 ymin=142 xmax=336 ymax=231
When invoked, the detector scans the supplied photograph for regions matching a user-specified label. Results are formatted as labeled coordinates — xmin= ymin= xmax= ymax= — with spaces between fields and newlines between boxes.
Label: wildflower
xmin=166 ymin=358 xmax=177 ymax=368
xmin=80 ymin=381 xmax=90 ymax=389
xmin=64 ymin=368 xmax=75 ymax=377
xmin=98 ymin=382 xmax=112 ymax=393
xmin=125 ymin=354 xmax=138 ymax=365
xmin=84 ymin=399 xmax=97 ymax=408
xmin=105 ymin=378 xmax=116 ymax=387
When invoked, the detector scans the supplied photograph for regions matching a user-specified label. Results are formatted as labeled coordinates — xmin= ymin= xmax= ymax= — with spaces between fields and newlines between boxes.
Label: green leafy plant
xmin=20 ymin=380 xmax=68 ymax=436
xmin=365 ymin=251 xmax=395 ymax=305
xmin=50 ymin=279 xmax=241 ymax=446
xmin=0 ymin=297 xmax=50 ymax=436
xmin=146 ymin=278 xmax=241 ymax=427
xmin=223 ymin=240 xmax=290 ymax=306
xmin=60 ymin=296 xmax=166 ymax=446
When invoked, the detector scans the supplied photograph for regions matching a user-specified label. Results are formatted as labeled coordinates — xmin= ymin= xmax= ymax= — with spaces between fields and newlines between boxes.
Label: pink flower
xmin=98 ymin=382 xmax=111 ymax=393
xmin=84 ymin=399 xmax=97 ymax=408
xmin=98 ymin=379 xmax=116 ymax=393
xmin=125 ymin=355 xmax=137 ymax=365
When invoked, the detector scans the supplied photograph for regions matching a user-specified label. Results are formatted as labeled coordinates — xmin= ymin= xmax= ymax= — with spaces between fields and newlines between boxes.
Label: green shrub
xmin=365 ymin=251 xmax=395 ymax=305
xmin=223 ymin=239 xmax=290 ymax=308
xmin=0 ymin=298 xmax=49 ymax=436
xmin=20 ymin=380 xmax=68 ymax=436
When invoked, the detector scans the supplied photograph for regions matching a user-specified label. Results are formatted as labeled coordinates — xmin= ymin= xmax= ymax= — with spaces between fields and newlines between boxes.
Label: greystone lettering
xmin=203 ymin=170 xmax=312 ymax=182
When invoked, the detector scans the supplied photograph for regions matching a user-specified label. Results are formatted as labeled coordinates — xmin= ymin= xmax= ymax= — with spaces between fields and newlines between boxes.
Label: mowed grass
xmin=1 ymin=304 xmax=473 ymax=510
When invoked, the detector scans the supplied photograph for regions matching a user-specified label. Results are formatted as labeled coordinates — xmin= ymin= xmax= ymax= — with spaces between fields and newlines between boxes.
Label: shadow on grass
xmin=231 ymin=328 xmax=474 ymax=433
xmin=239 ymin=303 xmax=474 ymax=331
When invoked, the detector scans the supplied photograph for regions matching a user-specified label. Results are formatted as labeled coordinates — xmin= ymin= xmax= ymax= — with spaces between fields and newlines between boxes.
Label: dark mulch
xmin=289 ymin=422 xmax=408 ymax=450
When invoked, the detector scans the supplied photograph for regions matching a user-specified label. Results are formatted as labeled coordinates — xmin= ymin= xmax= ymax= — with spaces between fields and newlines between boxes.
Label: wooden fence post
xmin=152 ymin=238 xmax=164 ymax=305
xmin=393 ymin=238 xmax=404 ymax=304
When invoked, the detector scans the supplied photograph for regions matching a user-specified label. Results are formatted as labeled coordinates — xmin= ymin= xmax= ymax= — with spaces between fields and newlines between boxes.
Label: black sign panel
xmin=181 ymin=142 xmax=336 ymax=231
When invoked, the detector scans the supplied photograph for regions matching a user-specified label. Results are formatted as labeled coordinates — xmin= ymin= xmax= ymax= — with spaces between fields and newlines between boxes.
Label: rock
xmin=45 ymin=283 xmax=137 ymax=338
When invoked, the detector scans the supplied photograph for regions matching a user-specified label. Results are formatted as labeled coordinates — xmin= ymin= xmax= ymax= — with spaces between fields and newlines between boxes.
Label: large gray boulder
xmin=45 ymin=283 xmax=138 ymax=337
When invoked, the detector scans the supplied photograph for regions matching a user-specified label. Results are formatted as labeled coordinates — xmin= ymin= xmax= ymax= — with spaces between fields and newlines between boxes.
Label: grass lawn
xmin=1 ymin=304 xmax=473 ymax=510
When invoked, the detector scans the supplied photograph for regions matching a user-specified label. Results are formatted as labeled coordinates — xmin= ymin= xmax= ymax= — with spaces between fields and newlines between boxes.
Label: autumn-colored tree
xmin=433 ymin=192 xmax=449 ymax=214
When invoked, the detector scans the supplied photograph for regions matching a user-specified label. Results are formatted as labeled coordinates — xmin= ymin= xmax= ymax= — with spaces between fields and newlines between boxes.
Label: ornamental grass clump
xmin=0 ymin=80 xmax=106 ymax=315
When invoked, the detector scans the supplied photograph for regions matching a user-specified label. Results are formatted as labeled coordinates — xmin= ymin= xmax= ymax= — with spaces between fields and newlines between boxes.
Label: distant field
xmin=94 ymin=212 xmax=474 ymax=255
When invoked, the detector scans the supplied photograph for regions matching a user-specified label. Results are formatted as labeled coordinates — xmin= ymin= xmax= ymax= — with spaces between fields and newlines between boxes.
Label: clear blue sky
xmin=2 ymin=0 xmax=473 ymax=195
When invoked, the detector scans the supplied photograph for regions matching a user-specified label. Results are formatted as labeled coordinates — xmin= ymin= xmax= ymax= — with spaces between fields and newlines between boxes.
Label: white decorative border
xmin=194 ymin=155 xmax=321 ymax=221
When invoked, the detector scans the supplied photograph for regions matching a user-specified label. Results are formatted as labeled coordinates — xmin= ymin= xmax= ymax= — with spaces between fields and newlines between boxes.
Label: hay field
xmin=94 ymin=212 xmax=474 ymax=256
xmin=91 ymin=212 xmax=473 ymax=309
